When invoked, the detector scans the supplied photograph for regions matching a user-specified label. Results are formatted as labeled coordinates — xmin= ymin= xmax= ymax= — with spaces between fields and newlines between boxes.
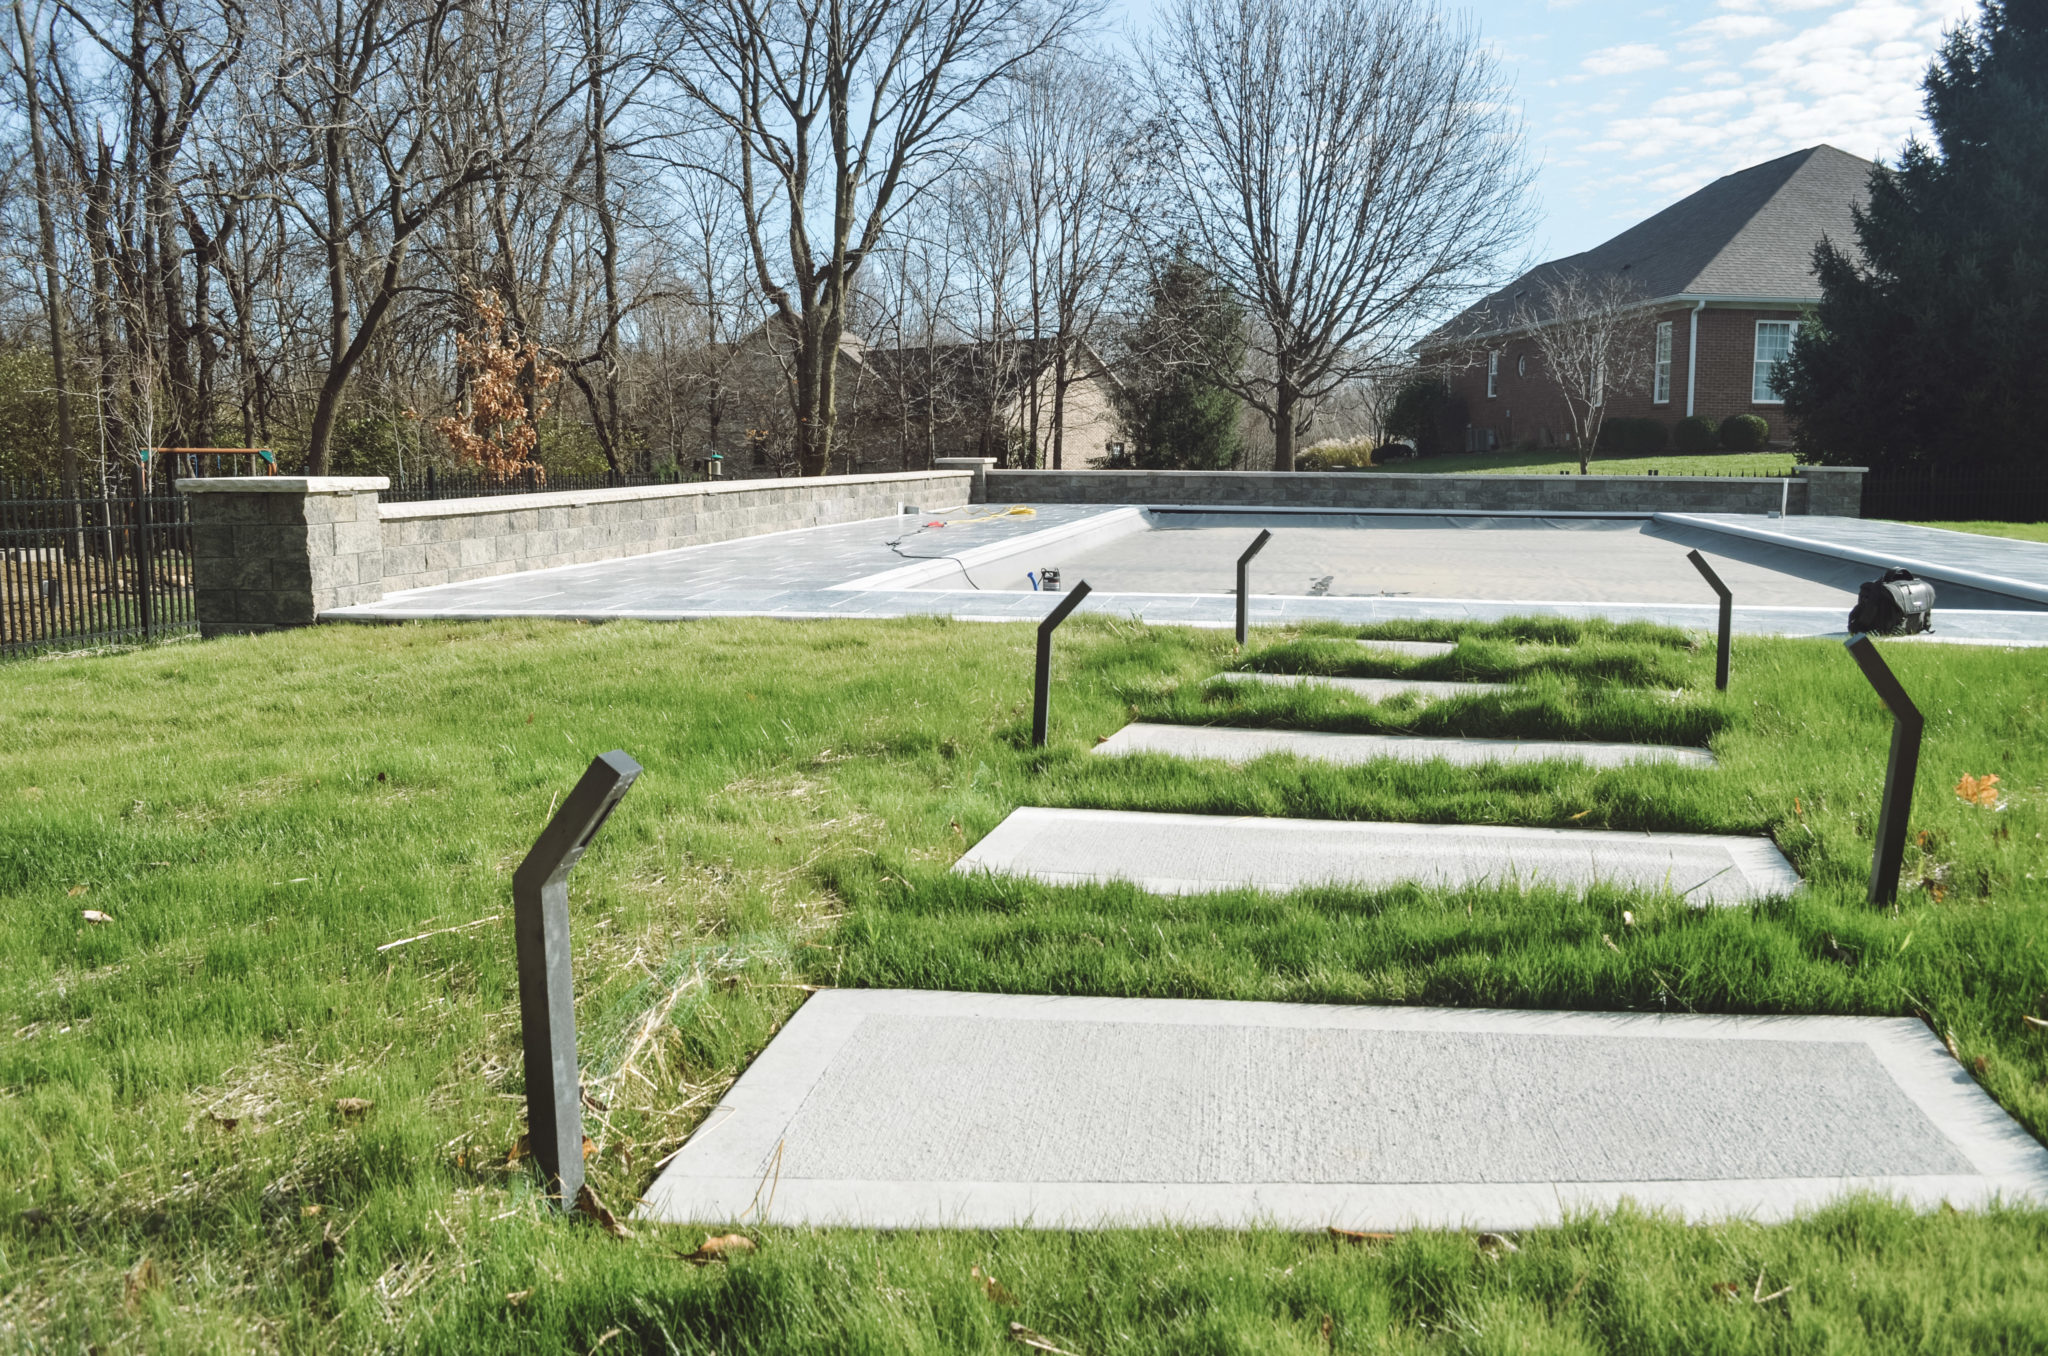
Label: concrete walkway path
xmin=1094 ymin=723 xmax=1714 ymax=769
xmin=954 ymin=807 xmax=1796 ymax=905
xmin=1217 ymin=671 xmax=1515 ymax=702
xmin=638 ymin=989 xmax=2048 ymax=1230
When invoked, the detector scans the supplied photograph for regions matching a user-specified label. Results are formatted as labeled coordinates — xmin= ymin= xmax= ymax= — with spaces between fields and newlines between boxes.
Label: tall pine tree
xmin=1110 ymin=253 xmax=1245 ymax=470
xmin=1781 ymin=0 xmax=2047 ymax=468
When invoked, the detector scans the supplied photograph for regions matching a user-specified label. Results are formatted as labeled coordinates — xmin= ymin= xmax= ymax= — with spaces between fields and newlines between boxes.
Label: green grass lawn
xmin=4 ymin=616 xmax=2048 ymax=1352
xmin=1363 ymin=449 xmax=1800 ymax=476
xmin=1908 ymin=521 xmax=2048 ymax=544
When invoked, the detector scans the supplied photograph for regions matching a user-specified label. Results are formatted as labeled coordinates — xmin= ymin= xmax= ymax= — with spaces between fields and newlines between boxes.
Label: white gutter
xmin=1684 ymin=298 xmax=1706 ymax=417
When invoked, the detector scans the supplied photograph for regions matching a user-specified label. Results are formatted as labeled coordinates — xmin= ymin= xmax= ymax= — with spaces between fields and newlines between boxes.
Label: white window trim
xmin=1653 ymin=321 xmax=1672 ymax=405
xmin=1486 ymin=350 xmax=1499 ymax=399
xmin=1752 ymin=319 xmax=1795 ymax=405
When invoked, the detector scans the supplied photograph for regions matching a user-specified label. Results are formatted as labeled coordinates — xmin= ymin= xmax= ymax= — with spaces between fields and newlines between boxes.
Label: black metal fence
xmin=1862 ymin=464 xmax=2048 ymax=522
xmin=1 ymin=477 xmax=193 ymax=659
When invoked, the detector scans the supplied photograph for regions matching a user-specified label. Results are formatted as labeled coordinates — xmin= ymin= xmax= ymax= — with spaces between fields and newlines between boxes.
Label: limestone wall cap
xmin=177 ymin=476 xmax=390 ymax=494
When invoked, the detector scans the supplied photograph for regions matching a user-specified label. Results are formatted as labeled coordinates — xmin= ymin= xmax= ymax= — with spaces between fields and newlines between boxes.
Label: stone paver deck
xmin=954 ymin=807 xmax=1797 ymax=906
xmin=637 ymin=989 xmax=2048 ymax=1230
xmin=1660 ymin=514 xmax=2048 ymax=608
xmin=1094 ymin=723 xmax=1714 ymax=769
xmin=324 ymin=505 xmax=2048 ymax=645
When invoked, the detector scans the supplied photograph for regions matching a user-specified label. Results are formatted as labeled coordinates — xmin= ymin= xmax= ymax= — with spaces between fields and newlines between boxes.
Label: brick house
xmin=1423 ymin=145 xmax=1872 ymax=452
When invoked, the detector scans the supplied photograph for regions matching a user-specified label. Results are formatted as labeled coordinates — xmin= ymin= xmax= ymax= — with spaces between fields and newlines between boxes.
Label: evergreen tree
xmin=1110 ymin=253 xmax=1245 ymax=470
xmin=1781 ymin=0 xmax=2048 ymax=467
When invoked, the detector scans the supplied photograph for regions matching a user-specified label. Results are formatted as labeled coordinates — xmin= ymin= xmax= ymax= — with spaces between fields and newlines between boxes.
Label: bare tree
xmin=1147 ymin=0 xmax=1531 ymax=470
xmin=662 ymin=0 xmax=1090 ymax=477
xmin=1507 ymin=272 xmax=1655 ymax=472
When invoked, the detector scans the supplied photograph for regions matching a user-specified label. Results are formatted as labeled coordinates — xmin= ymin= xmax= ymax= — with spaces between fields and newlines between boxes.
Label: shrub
xmin=1371 ymin=441 xmax=1417 ymax=462
xmin=1298 ymin=441 xmax=1374 ymax=471
xmin=1719 ymin=414 xmax=1770 ymax=451
xmin=1595 ymin=417 xmax=1669 ymax=456
xmin=1385 ymin=376 xmax=1465 ymax=458
xmin=1673 ymin=415 xmax=1718 ymax=454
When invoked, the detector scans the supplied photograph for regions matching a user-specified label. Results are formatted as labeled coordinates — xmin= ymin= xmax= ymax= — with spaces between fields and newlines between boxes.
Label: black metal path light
xmin=1844 ymin=635 xmax=1922 ymax=906
xmin=1032 ymin=582 xmax=1094 ymax=748
xmin=513 ymin=750 xmax=642 ymax=1206
xmin=1236 ymin=529 xmax=1273 ymax=648
xmin=1685 ymin=549 xmax=1733 ymax=691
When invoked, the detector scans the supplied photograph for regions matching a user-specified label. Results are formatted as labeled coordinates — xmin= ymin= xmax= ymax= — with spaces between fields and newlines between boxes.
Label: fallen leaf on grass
xmin=1601 ymin=934 xmax=1621 ymax=953
xmin=507 ymin=1135 xmax=529 ymax=1165
xmin=334 ymin=1097 xmax=373 ymax=1118
xmin=506 ymin=1289 xmax=531 ymax=1307
xmin=67 ymin=884 xmax=88 ymax=896
xmin=1327 ymin=1226 xmax=1396 ymax=1245
xmin=81 ymin=909 xmax=113 ymax=924
xmin=677 ymin=1233 xmax=754 ymax=1264
xmin=972 ymin=1265 xmax=1017 ymax=1304
xmin=575 ymin=1184 xmax=634 ymax=1239
xmin=1955 ymin=774 xmax=2003 ymax=808
xmin=583 ymin=1135 xmax=597 ymax=1160
xmin=1476 ymin=1233 xmax=1520 ymax=1257
xmin=1008 ymin=1323 xmax=1079 ymax=1354
xmin=301 ymin=1205 xmax=323 ymax=1218
xmin=1568 ymin=810 xmax=1592 ymax=821
xmin=207 ymin=1113 xmax=240 ymax=1132
xmin=124 ymin=1255 xmax=161 ymax=1310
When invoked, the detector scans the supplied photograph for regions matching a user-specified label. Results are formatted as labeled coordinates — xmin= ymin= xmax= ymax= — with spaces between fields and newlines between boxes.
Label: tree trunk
xmin=1273 ymin=371 xmax=1299 ymax=472
xmin=13 ymin=0 xmax=80 ymax=536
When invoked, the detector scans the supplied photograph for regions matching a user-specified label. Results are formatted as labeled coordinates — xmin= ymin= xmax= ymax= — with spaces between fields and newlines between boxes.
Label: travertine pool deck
xmin=324 ymin=505 xmax=2048 ymax=645
xmin=953 ymin=807 xmax=1797 ymax=905
xmin=637 ymin=989 xmax=2048 ymax=1231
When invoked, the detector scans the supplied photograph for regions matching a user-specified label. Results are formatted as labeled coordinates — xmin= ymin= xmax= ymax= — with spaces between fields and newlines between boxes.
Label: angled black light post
xmin=513 ymin=750 xmax=642 ymax=1206
xmin=1236 ymin=529 xmax=1273 ymax=649
xmin=1685 ymin=549 xmax=1733 ymax=690
xmin=1845 ymin=635 xmax=1922 ymax=906
xmin=1032 ymin=581 xmax=1094 ymax=748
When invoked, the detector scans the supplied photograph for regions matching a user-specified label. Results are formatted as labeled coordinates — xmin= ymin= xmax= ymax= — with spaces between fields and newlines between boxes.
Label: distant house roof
xmin=1429 ymin=144 xmax=1874 ymax=347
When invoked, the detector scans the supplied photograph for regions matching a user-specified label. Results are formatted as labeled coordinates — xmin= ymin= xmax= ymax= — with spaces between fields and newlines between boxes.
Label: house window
xmin=1753 ymin=320 xmax=1796 ymax=403
xmin=1486 ymin=351 xmax=1498 ymax=398
xmin=1653 ymin=321 xmax=1672 ymax=404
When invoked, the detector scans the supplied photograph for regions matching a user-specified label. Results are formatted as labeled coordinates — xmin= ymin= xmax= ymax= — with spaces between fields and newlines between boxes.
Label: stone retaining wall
xmin=982 ymin=466 xmax=1866 ymax=516
xmin=180 ymin=470 xmax=972 ymax=636
xmin=377 ymin=471 xmax=969 ymax=594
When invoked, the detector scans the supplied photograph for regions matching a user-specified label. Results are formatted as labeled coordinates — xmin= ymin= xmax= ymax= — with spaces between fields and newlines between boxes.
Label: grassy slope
xmin=2 ymin=616 xmax=2047 ymax=1352
xmin=1360 ymin=450 xmax=1799 ymax=476
xmin=1911 ymin=521 xmax=2048 ymax=544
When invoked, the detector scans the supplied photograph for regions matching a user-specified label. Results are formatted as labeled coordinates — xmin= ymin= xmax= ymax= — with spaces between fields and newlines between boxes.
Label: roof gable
xmin=1431 ymin=145 xmax=1873 ymax=345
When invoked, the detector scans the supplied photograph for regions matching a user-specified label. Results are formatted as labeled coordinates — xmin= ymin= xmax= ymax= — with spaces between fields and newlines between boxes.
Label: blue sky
xmin=1105 ymin=0 xmax=1974 ymax=261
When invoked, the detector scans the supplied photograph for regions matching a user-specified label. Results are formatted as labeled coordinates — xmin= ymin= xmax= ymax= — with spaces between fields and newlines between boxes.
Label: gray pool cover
xmin=637 ymin=989 xmax=2048 ymax=1230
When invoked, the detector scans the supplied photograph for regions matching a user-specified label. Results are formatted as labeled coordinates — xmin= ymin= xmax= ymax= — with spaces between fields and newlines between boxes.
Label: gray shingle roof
xmin=1430 ymin=145 xmax=1873 ymax=345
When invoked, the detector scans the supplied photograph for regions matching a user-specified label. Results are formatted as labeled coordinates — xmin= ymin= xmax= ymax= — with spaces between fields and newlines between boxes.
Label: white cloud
xmin=1689 ymin=14 xmax=1784 ymax=38
xmin=1581 ymin=42 xmax=1670 ymax=75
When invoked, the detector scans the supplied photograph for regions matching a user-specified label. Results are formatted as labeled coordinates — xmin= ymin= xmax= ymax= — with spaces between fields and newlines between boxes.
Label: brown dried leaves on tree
xmin=435 ymin=287 xmax=561 ymax=480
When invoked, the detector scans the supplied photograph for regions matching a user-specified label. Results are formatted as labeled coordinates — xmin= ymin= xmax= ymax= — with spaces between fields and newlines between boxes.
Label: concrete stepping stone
xmin=1353 ymin=638 xmax=1458 ymax=658
xmin=1218 ymin=671 xmax=1512 ymax=702
xmin=638 ymin=988 xmax=2048 ymax=1231
xmin=1095 ymin=723 xmax=1714 ymax=769
xmin=954 ymin=807 xmax=1795 ymax=905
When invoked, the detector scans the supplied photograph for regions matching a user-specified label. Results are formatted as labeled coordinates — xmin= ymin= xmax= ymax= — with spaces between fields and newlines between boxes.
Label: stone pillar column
xmin=1797 ymin=466 xmax=1867 ymax=518
xmin=180 ymin=477 xmax=388 ymax=636
xmin=933 ymin=457 xmax=996 ymax=504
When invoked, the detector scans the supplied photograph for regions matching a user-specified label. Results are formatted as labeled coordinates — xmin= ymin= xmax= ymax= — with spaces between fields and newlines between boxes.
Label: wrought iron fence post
xmin=1236 ymin=529 xmax=1272 ymax=648
xmin=1845 ymin=635 xmax=1923 ymax=906
xmin=132 ymin=461 xmax=154 ymax=636
xmin=513 ymin=751 xmax=642 ymax=1207
xmin=1032 ymin=581 xmax=1093 ymax=748
xmin=1685 ymin=550 xmax=1732 ymax=690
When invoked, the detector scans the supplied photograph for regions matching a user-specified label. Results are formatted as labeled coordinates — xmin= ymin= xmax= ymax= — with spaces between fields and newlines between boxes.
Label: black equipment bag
xmin=1847 ymin=567 xmax=1936 ymax=636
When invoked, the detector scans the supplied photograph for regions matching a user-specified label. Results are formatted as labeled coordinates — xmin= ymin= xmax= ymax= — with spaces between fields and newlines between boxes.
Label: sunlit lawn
xmin=3 ymin=615 xmax=2046 ymax=1351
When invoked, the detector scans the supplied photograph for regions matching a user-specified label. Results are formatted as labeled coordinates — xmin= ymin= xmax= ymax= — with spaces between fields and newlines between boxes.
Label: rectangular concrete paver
xmin=637 ymin=989 xmax=2048 ymax=1230
xmin=1218 ymin=670 xmax=1516 ymax=702
xmin=1355 ymin=639 xmax=1457 ymax=658
xmin=1095 ymin=723 xmax=1714 ymax=769
xmin=954 ymin=807 xmax=1796 ymax=905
